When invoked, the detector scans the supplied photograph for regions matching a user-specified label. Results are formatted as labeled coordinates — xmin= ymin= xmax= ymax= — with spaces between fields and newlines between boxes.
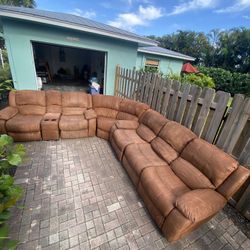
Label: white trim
xmin=0 ymin=11 xmax=157 ymax=46
xmin=138 ymin=48 xmax=195 ymax=61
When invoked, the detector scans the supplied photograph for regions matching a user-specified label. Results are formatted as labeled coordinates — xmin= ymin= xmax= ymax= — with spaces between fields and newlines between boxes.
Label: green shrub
xmin=199 ymin=66 xmax=250 ymax=95
xmin=0 ymin=135 xmax=26 ymax=250
xmin=182 ymin=73 xmax=215 ymax=88
xmin=166 ymin=72 xmax=215 ymax=88
xmin=0 ymin=64 xmax=11 ymax=83
xmin=139 ymin=66 xmax=163 ymax=76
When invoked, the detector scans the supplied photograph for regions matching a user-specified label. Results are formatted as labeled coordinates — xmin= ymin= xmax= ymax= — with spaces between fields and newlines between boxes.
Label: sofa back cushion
xmin=137 ymin=109 xmax=168 ymax=142
xmin=92 ymin=95 xmax=122 ymax=119
xmin=15 ymin=90 xmax=46 ymax=115
xmin=117 ymin=99 xmax=149 ymax=121
xmin=62 ymin=92 xmax=91 ymax=115
xmin=151 ymin=121 xmax=196 ymax=164
xmin=181 ymin=138 xmax=238 ymax=188
xmin=46 ymin=90 xmax=62 ymax=113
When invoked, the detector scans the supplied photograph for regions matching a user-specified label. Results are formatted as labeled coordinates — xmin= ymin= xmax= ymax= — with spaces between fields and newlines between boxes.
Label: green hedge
xmin=166 ymin=72 xmax=215 ymax=88
xmin=199 ymin=66 xmax=250 ymax=95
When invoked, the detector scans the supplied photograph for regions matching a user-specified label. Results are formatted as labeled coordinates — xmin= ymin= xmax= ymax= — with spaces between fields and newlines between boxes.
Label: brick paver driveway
xmin=9 ymin=137 xmax=250 ymax=250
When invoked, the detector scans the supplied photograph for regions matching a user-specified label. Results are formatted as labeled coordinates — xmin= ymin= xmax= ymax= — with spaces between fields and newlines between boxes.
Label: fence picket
xmin=142 ymin=73 xmax=152 ymax=104
xmin=182 ymin=85 xmax=202 ymax=129
xmin=193 ymin=88 xmax=215 ymax=136
xmin=239 ymin=138 xmax=250 ymax=166
xmin=167 ymin=80 xmax=180 ymax=120
xmin=204 ymin=91 xmax=231 ymax=143
xmin=148 ymin=74 xmax=158 ymax=107
xmin=155 ymin=78 xmax=165 ymax=112
xmin=224 ymin=98 xmax=250 ymax=154
xmin=161 ymin=79 xmax=172 ymax=116
xmin=175 ymin=83 xmax=191 ymax=123
xmin=216 ymin=94 xmax=245 ymax=149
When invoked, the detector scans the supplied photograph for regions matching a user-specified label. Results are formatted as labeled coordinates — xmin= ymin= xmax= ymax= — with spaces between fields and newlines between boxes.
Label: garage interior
xmin=32 ymin=42 xmax=105 ymax=92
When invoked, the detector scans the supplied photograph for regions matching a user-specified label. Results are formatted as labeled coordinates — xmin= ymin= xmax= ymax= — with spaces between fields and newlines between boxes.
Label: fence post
xmin=114 ymin=65 xmax=120 ymax=96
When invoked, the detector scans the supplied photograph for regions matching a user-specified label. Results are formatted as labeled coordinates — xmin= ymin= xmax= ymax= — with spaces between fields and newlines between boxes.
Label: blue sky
xmin=36 ymin=0 xmax=250 ymax=36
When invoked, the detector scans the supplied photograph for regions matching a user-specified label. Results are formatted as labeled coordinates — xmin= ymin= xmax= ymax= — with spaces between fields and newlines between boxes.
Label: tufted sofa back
xmin=178 ymin=138 xmax=239 ymax=189
xmin=46 ymin=90 xmax=62 ymax=113
xmin=92 ymin=94 xmax=121 ymax=118
xmin=62 ymin=92 xmax=92 ymax=115
xmin=14 ymin=90 xmax=46 ymax=115
xmin=151 ymin=121 xmax=197 ymax=165
xmin=117 ymin=99 xmax=149 ymax=121
xmin=137 ymin=109 xmax=168 ymax=142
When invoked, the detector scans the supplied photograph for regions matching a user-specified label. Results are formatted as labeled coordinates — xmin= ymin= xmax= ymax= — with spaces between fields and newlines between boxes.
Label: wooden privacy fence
xmin=114 ymin=65 xmax=250 ymax=218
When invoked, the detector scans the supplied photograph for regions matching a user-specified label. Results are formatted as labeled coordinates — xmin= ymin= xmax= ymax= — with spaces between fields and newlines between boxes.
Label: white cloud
xmin=243 ymin=15 xmax=250 ymax=19
xmin=169 ymin=0 xmax=217 ymax=15
xmin=215 ymin=0 xmax=250 ymax=13
xmin=70 ymin=8 xmax=96 ymax=19
xmin=108 ymin=5 xmax=164 ymax=31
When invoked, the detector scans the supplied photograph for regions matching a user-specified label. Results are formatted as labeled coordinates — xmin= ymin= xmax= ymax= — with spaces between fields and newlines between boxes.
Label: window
xmin=145 ymin=58 xmax=159 ymax=73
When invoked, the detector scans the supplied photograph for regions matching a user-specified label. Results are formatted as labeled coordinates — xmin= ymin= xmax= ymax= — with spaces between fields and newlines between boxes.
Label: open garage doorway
xmin=32 ymin=42 xmax=106 ymax=93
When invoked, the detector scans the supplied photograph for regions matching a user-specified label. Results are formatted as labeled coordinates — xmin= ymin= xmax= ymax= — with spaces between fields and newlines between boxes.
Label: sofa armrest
xmin=115 ymin=120 xmax=139 ymax=130
xmin=175 ymin=189 xmax=226 ymax=223
xmin=0 ymin=106 xmax=18 ymax=120
xmin=217 ymin=165 xmax=250 ymax=200
xmin=85 ymin=109 xmax=97 ymax=120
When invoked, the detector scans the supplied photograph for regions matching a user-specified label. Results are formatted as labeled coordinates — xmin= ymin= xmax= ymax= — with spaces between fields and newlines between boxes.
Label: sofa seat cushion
xmin=124 ymin=143 xmax=167 ymax=177
xmin=95 ymin=108 xmax=118 ymax=119
xmin=6 ymin=114 xmax=43 ymax=132
xmin=59 ymin=115 xmax=88 ymax=131
xmin=113 ymin=129 xmax=146 ymax=150
xmin=97 ymin=117 xmax=117 ymax=132
xmin=171 ymin=157 xmax=215 ymax=190
xmin=139 ymin=166 xmax=190 ymax=217
xmin=136 ymin=124 xmax=156 ymax=142
xmin=151 ymin=137 xmax=178 ymax=164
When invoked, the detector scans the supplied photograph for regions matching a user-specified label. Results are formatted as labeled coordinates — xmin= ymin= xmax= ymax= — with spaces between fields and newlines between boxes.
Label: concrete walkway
xmin=9 ymin=137 xmax=250 ymax=250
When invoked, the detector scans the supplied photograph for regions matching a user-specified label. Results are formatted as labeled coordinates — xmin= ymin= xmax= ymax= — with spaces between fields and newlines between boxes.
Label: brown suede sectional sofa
xmin=0 ymin=90 xmax=249 ymax=242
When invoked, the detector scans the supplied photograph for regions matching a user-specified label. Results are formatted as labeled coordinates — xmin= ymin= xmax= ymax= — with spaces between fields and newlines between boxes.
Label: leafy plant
xmin=0 ymin=135 xmax=26 ymax=250
xmin=182 ymin=73 xmax=215 ymax=88
xmin=166 ymin=72 xmax=215 ymax=88
xmin=0 ymin=80 xmax=14 ymax=95
xmin=0 ymin=135 xmax=26 ymax=175
xmin=199 ymin=66 xmax=250 ymax=95
xmin=139 ymin=66 xmax=163 ymax=76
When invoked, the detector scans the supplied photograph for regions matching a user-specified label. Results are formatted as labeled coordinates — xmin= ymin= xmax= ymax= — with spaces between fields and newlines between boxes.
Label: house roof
xmin=138 ymin=46 xmax=195 ymax=61
xmin=182 ymin=63 xmax=199 ymax=73
xmin=0 ymin=5 xmax=158 ymax=46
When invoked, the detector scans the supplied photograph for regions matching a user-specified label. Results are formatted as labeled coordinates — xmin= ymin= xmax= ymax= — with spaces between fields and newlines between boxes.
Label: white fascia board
xmin=0 ymin=11 xmax=158 ymax=46
xmin=138 ymin=48 xmax=196 ymax=61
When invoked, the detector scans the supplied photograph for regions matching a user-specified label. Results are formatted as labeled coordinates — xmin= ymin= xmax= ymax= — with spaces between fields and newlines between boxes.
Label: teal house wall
xmin=2 ymin=18 xmax=138 ymax=95
xmin=136 ymin=51 xmax=184 ymax=75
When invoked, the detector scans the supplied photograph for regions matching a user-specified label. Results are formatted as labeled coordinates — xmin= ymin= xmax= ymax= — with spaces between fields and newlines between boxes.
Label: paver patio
xmin=9 ymin=137 xmax=250 ymax=250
